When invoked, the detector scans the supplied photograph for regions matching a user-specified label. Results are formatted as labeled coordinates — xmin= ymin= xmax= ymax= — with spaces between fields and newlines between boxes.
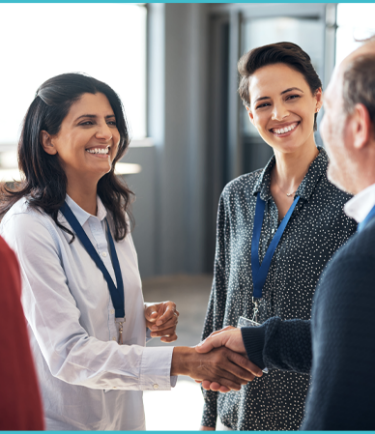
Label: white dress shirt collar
xmin=65 ymin=194 xmax=107 ymax=225
xmin=344 ymin=183 xmax=375 ymax=223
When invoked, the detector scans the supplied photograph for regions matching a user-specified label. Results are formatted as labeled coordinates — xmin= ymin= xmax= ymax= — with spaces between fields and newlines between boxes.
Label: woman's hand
xmin=144 ymin=301 xmax=179 ymax=342
xmin=195 ymin=326 xmax=252 ymax=393
xmin=171 ymin=346 xmax=262 ymax=392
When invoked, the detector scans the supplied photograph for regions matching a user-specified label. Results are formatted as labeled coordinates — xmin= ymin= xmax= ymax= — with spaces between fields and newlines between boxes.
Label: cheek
xmin=111 ymin=137 xmax=121 ymax=158
xmin=252 ymin=113 xmax=268 ymax=131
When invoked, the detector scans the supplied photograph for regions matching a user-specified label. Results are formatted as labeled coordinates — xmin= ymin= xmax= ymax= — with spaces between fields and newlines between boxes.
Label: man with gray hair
xmin=196 ymin=38 xmax=375 ymax=430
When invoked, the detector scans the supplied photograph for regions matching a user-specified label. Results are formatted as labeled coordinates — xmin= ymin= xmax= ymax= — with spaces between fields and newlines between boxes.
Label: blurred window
xmin=0 ymin=4 xmax=146 ymax=148
xmin=336 ymin=4 xmax=375 ymax=64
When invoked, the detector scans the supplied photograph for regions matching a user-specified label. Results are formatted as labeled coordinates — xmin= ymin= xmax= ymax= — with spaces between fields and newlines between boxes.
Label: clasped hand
xmin=194 ymin=326 xmax=260 ymax=393
xmin=144 ymin=301 xmax=179 ymax=343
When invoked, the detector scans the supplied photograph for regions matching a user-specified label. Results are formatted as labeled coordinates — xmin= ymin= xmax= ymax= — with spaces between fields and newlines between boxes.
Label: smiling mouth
xmin=85 ymin=146 xmax=110 ymax=155
xmin=270 ymin=122 xmax=300 ymax=135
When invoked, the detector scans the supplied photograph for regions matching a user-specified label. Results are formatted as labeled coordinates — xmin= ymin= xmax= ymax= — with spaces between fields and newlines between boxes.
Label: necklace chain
xmin=276 ymin=183 xmax=297 ymax=197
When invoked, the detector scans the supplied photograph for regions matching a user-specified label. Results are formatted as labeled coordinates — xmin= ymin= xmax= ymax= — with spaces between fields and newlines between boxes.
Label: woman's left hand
xmin=144 ymin=301 xmax=179 ymax=342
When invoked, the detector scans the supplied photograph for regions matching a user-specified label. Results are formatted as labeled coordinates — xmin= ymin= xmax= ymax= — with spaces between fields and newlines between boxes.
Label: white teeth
xmin=273 ymin=123 xmax=298 ymax=134
xmin=86 ymin=148 xmax=109 ymax=154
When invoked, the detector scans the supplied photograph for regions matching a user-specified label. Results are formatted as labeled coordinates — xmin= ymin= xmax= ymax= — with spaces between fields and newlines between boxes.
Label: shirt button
xmin=112 ymin=337 xmax=116 ymax=341
xmin=153 ymin=384 xmax=159 ymax=389
xmin=102 ymin=252 xmax=108 ymax=257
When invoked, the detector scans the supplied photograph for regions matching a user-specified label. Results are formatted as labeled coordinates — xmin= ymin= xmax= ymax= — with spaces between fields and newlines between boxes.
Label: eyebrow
xmin=75 ymin=114 xmax=116 ymax=121
xmin=254 ymin=87 xmax=304 ymax=104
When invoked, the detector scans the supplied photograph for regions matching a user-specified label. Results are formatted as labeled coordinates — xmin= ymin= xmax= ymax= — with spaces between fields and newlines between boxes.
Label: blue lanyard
xmin=357 ymin=205 xmax=375 ymax=233
xmin=60 ymin=202 xmax=125 ymax=319
xmin=251 ymin=193 xmax=300 ymax=299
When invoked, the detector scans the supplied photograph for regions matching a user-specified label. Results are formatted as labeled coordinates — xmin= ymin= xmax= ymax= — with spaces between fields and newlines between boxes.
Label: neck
xmin=66 ymin=174 xmax=99 ymax=216
xmin=272 ymin=142 xmax=319 ymax=192
xmin=340 ymin=142 xmax=375 ymax=195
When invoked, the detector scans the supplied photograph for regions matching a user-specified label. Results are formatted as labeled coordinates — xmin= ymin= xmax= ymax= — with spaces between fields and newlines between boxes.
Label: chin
xmin=270 ymin=140 xmax=304 ymax=155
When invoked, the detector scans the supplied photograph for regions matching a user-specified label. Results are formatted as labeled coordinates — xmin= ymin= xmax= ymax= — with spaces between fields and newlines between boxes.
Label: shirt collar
xmin=65 ymin=195 xmax=107 ymax=226
xmin=343 ymin=183 xmax=375 ymax=223
xmin=252 ymin=146 xmax=328 ymax=201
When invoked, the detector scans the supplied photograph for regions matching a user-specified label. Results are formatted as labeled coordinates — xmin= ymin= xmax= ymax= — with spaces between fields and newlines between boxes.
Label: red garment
xmin=0 ymin=236 xmax=44 ymax=430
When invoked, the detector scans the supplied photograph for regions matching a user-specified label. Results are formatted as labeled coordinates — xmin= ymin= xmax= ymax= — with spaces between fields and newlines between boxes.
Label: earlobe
xmin=353 ymin=104 xmax=371 ymax=150
xmin=246 ymin=106 xmax=254 ymax=124
xmin=315 ymin=88 xmax=323 ymax=112
xmin=40 ymin=130 xmax=58 ymax=155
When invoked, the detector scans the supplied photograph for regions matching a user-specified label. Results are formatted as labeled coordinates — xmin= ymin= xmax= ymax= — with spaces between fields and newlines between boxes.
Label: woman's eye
xmin=79 ymin=121 xmax=94 ymax=126
xmin=286 ymin=95 xmax=300 ymax=101
xmin=107 ymin=121 xmax=117 ymax=126
xmin=256 ymin=103 xmax=270 ymax=110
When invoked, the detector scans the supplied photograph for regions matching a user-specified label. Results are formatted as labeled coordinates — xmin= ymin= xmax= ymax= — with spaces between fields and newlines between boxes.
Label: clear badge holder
xmin=237 ymin=316 xmax=269 ymax=373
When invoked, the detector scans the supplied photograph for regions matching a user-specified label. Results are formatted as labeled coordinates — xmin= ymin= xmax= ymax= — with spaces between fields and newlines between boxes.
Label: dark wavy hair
xmin=0 ymin=73 xmax=134 ymax=241
xmin=238 ymin=42 xmax=322 ymax=131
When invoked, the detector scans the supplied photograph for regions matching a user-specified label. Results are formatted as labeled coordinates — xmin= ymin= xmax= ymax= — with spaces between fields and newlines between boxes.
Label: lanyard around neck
xmin=251 ymin=193 xmax=300 ymax=299
xmin=357 ymin=205 xmax=375 ymax=233
xmin=60 ymin=202 xmax=125 ymax=319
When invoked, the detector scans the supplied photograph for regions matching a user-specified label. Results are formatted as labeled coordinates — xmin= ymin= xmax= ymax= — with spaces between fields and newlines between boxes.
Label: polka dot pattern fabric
xmin=201 ymin=147 xmax=357 ymax=430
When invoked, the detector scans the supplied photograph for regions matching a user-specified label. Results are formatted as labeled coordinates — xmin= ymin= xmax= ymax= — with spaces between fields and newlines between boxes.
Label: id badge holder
xmin=237 ymin=315 xmax=269 ymax=373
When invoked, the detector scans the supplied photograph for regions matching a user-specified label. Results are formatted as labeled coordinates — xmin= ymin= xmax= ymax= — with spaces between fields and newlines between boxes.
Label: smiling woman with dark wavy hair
xmin=0 ymin=73 xmax=261 ymax=431
xmin=199 ymin=42 xmax=357 ymax=431
xmin=0 ymin=73 xmax=132 ymax=240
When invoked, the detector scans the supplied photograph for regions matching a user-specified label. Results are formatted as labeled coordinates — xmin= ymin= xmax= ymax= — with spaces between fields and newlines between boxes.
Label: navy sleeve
xmin=302 ymin=253 xmax=375 ymax=430
xmin=242 ymin=317 xmax=312 ymax=374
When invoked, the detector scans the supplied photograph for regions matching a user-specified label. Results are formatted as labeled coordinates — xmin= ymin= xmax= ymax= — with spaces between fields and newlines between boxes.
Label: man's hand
xmin=171 ymin=346 xmax=262 ymax=392
xmin=194 ymin=326 xmax=256 ymax=393
xmin=195 ymin=326 xmax=246 ymax=354
xmin=144 ymin=301 xmax=179 ymax=342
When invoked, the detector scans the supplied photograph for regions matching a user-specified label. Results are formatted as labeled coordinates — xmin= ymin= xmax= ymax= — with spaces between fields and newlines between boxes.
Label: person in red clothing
xmin=0 ymin=235 xmax=44 ymax=430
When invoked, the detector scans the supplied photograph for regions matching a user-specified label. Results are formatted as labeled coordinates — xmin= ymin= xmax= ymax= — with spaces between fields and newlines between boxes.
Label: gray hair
xmin=342 ymin=53 xmax=375 ymax=130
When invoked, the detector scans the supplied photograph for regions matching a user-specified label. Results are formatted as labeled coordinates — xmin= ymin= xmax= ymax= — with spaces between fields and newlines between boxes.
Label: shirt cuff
xmin=170 ymin=375 xmax=178 ymax=387
xmin=241 ymin=325 xmax=266 ymax=370
xmin=140 ymin=346 xmax=175 ymax=390
xmin=146 ymin=327 xmax=153 ymax=343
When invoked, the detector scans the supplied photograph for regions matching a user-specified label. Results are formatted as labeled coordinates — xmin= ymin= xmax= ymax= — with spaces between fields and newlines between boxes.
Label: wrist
xmin=171 ymin=346 xmax=195 ymax=376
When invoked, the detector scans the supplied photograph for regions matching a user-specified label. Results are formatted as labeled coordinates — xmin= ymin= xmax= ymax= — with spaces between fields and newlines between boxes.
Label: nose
xmin=271 ymin=101 xmax=289 ymax=121
xmin=95 ymin=121 xmax=112 ymax=141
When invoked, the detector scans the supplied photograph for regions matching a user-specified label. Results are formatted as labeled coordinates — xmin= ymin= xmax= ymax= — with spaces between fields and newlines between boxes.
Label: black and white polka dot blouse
xmin=201 ymin=147 xmax=357 ymax=430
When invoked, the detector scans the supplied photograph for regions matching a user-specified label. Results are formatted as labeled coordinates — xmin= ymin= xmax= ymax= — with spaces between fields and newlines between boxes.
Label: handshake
xmin=171 ymin=326 xmax=262 ymax=393
xmin=145 ymin=302 xmax=262 ymax=392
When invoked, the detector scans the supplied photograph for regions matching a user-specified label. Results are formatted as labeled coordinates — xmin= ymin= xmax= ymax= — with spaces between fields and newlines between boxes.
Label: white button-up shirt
xmin=0 ymin=195 xmax=175 ymax=430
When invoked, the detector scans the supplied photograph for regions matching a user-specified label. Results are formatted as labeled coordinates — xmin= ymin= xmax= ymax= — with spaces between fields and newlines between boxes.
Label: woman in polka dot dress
xmin=200 ymin=42 xmax=357 ymax=431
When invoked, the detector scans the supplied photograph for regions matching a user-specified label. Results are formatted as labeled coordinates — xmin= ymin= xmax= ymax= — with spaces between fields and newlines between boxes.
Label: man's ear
xmin=246 ymin=106 xmax=254 ymax=125
xmin=351 ymin=103 xmax=371 ymax=150
xmin=40 ymin=131 xmax=58 ymax=155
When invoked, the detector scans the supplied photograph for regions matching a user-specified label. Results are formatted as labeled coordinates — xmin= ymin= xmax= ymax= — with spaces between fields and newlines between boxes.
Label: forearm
xmin=242 ymin=317 xmax=313 ymax=374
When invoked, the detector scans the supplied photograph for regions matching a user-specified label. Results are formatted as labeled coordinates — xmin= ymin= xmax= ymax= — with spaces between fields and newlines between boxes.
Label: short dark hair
xmin=0 ymin=73 xmax=133 ymax=241
xmin=342 ymin=53 xmax=375 ymax=131
xmin=238 ymin=42 xmax=322 ymax=131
